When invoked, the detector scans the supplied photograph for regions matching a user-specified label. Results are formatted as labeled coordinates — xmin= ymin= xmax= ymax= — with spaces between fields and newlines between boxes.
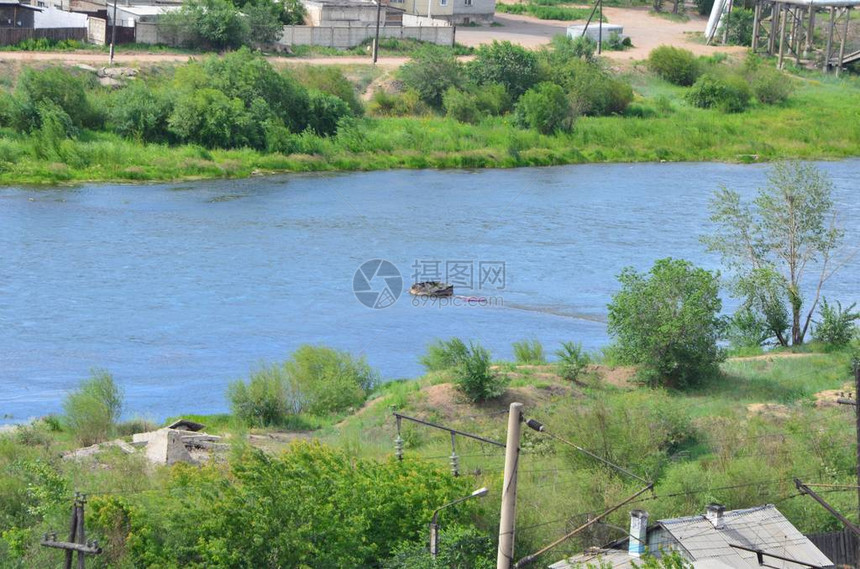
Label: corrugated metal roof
xmin=550 ymin=505 xmax=834 ymax=569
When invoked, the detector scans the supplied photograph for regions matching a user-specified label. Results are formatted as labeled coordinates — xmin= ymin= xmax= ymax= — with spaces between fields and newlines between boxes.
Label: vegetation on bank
xmin=0 ymin=42 xmax=858 ymax=185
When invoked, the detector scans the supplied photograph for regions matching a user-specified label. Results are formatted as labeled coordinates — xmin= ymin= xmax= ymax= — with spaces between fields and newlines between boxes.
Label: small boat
xmin=409 ymin=281 xmax=454 ymax=297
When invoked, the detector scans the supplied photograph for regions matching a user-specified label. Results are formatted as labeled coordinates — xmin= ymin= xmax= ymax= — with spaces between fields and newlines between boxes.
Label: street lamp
xmin=429 ymin=487 xmax=489 ymax=558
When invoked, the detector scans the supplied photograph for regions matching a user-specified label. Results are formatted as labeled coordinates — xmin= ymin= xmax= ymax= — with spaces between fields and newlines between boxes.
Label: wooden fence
xmin=0 ymin=27 xmax=86 ymax=46
xmin=807 ymin=529 xmax=857 ymax=567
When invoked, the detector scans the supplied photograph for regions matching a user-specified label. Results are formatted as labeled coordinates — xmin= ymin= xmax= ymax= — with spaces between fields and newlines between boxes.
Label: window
xmin=439 ymin=0 xmax=447 ymax=6
xmin=464 ymin=0 xmax=472 ymax=5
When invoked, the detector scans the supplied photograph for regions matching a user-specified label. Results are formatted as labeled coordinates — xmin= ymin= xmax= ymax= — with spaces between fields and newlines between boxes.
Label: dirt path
xmin=0 ymin=8 xmax=744 ymax=68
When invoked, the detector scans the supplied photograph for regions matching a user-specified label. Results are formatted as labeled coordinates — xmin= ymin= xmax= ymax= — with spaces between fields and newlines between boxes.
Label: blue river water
xmin=1 ymin=160 xmax=858 ymax=423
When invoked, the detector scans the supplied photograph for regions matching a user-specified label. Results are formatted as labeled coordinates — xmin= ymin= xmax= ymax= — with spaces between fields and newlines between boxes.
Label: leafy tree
xmin=704 ymin=162 xmax=844 ymax=346
xmin=63 ymin=370 xmax=123 ymax=446
xmin=719 ymin=7 xmax=754 ymax=46
xmin=306 ymin=89 xmax=352 ymax=136
xmin=109 ymin=81 xmax=173 ymax=142
xmin=399 ymin=46 xmax=464 ymax=108
xmin=166 ymin=0 xmax=249 ymax=50
xmin=242 ymin=0 xmax=285 ymax=45
xmin=13 ymin=67 xmax=98 ymax=131
xmin=168 ymin=88 xmax=251 ymax=148
xmin=607 ymin=258 xmax=724 ymax=388
xmin=294 ymin=65 xmax=363 ymax=115
xmin=467 ymin=41 xmax=540 ymax=100
xmin=515 ymin=82 xmax=576 ymax=134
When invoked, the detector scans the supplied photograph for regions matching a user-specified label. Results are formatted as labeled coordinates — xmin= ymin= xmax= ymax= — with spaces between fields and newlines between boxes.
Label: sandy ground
xmin=0 ymin=7 xmax=745 ymax=67
xmin=456 ymin=7 xmax=747 ymax=60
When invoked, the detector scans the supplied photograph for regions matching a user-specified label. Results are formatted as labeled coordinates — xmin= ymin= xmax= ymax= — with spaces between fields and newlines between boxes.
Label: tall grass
xmin=63 ymin=370 xmax=123 ymax=446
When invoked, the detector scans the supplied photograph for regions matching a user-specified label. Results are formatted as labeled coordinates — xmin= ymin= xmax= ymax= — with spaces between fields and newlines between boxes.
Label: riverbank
xmin=2 ymin=77 xmax=859 ymax=186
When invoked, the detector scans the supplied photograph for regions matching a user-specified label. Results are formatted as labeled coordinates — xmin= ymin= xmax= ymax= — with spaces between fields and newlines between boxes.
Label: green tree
xmin=467 ymin=40 xmax=540 ymax=100
xmin=704 ymin=162 xmax=844 ymax=346
xmin=63 ymin=370 xmax=123 ymax=446
xmin=384 ymin=525 xmax=495 ymax=568
xmin=166 ymin=0 xmax=249 ymax=50
xmin=453 ymin=341 xmax=507 ymax=402
xmin=607 ymin=258 xmax=724 ymax=388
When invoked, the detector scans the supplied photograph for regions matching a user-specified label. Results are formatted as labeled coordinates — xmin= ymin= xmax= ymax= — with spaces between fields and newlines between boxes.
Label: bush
xmin=453 ymin=342 xmax=507 ymax=402
xmin=294 ymin=65 xmax=363 ymax=115
xmin=383 ymin=525 xmax=495 ymax=569
xmin=399 ymin=46 xmax=464 ymax=108
xmin=420 ymin=337 xmax=470 ymax=372
xmin=745 ymin=61 xmax=793 ymax=105
xmin=556 ymin=341 xmax=590 ymax=382
xmin=168 ymin=88 xmax=252 ymax=148
xmin=719 ymin=7 xmax=754 ymax=46
xmin=228 ymin=364 xmax=296 ymax=427
xmin=686 ymin=73 xmax=751 ymax=113
xmin=165 ymin=0 xmax=249 ymax=49
xmin=814 ymin=298 xmax=859 ymax=349
xmin=306 ymin=89 xmax=352 ymax=136
xmin=468 ymin=41 xmax=541 ymax=100
xmin=647 ymin=46 xmax=701 ymax=86
xmin=515 ymin=82 xmax=576 ymax=134
xmin=285 ymin=345 xmax=378 ymax=415
xmin=229 ymin=345 xmax=379 ymax=426
xmin=242 ymin=0 xmax=284 ymax=44
xmin=109 ymin=81 xmax=173 ymax=142
xmin=607 ymin=258 xmax=724 ymax=388
xmin=443 ymin=87 xmax=482 ymax=124
xmin=695 ymin=0 xmax=715 ymax=15
xmin=513 ymin=339 xmax=546 ymax=364
xmin=63 ymin=370 xmax=123 ymax=446
xmin=13 ymin=67 xmax=99 ymax=131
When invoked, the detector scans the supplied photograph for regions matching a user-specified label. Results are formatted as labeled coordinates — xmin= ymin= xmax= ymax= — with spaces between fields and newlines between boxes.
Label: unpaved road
xmin=0 ymin=7 xmax=743 ymax=67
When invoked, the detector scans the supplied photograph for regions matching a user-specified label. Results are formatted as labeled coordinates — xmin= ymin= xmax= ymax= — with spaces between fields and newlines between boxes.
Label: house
xmin=551 ymin=505 xmax=835 ymax=569
xmin=393 ymin=0 xmax=494 ymax=25
xmin=0 ymin=0 xmax=41 ymax=28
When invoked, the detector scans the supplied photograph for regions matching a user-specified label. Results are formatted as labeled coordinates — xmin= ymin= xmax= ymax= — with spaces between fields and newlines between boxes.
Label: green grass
xmin=496 ymin=3 xmax=604 ymax=20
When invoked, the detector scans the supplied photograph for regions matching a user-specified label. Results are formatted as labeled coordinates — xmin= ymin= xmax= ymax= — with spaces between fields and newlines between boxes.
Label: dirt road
xmin=0 ymin=7 xmax=743 ymax=67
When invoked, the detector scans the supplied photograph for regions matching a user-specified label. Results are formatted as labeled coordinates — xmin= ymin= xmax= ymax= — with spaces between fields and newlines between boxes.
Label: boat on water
xmin=409 ymin=281 xmax=454 ymax=297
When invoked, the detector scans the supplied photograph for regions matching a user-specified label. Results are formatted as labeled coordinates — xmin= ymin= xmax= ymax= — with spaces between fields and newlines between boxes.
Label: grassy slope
xmin=0 ymin=71 xmax=858 ymax=185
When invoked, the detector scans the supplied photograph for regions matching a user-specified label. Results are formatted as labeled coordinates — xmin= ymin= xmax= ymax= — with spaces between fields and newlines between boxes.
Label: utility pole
xmin=40 ymin=493 xmax=102 ymax=569
xmin=109 ymin=0 xmax=118 ymax=66
xmin=497 ymin=402 xmax=523 ymax=569
xmin=372 ymin=0 xmax=382 ymax=64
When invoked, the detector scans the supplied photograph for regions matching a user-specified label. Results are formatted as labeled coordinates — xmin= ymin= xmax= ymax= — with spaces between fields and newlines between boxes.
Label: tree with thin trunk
xmin=704 ymin=162 xmax=844 ymax=347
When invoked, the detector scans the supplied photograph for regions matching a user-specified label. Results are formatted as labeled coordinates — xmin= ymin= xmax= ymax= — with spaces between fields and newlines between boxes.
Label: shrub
xmin=695 ymin=0 xmax=715 ymax=15
xmin=168 ymin=88 xmax=252 ymax=148
xmin=13 ymin=67 xmax=99 ymax=131
xmin=443 ymin=87 xmax=482 ymax=124
xmin=814 ymin=298 xmax=859 ymax=348
xmin=109 ymin=81 xmax=172 ymax=142
xmin=228 ymin=364 xmax=296 ymax=427
xmin=399 ymin=46 xmax=464 ymax=108
xmin=294 ymin=66 xmax=363 ymax=115
xmin=719 ymin=7 xmax=754 ymax=46
xmin=63 ymin=370 xmax=123 ymax=446
xmin=513 ymin=339 xmax=546 ymax=364
xmin=556 ymin=341 xmax=590 ymax=382
xmin=468 ymin=41 xmax=541 ymax=100
xmin=647 ymin=46 xmax=701 ymax=86
xmin=686 ymin=73 xmax=751 ymax=113
xmin=306 ymin=89 xmax=352 ymax=136
xmin=285 ymin=345 xmax=378 ymax=415
xmin=420 ymin=337 xmax=470 ymax=372
xmin=725 ymin=307 xmax=772 ymax=350
xmin=165 ymin=0 xmax=249 ymax=50
xmin=745 ymin=62 xmax=793 ymax=105
xmin=515 ymin=82 xmax=576 ymax=134
xmin=383 ymin=525 xmax=495 ymax=568
xmin=243 ymin=0 xmax=284 ymax=44
xmin=607 ymin=258 xmax=724 ymax=389
xmin=453 ymin=342 xmax=506 ymax=402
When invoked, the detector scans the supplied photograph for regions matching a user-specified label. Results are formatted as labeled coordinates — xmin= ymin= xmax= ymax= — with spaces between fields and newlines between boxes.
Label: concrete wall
xmin=401 ymin=13 xmax=450 ymax=26
xmin=278 ymin=23 xmax=454 ymax=48
xmin=34 ymin=5 xmax=88 ymax=28
xmin=135 ymin=20 xmax=189 ymax=45
xmin=87 ymin=14 xmax=104 ymax=43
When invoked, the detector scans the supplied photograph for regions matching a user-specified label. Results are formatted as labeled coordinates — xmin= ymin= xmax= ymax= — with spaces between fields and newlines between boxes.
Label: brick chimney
xmin=628 ymin=510 xmax=649 ymax=557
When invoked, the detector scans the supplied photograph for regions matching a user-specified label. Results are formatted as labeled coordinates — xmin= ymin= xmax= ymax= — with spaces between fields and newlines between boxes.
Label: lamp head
xmin=471 ymin=487 xmax=489 ymax=498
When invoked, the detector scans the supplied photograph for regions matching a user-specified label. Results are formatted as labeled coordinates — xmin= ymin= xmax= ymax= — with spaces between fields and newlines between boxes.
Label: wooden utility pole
xmin=40 ymin=493 xmax=102 ymax=569
xmin=497 ymin=402 xmax=523 ymax=569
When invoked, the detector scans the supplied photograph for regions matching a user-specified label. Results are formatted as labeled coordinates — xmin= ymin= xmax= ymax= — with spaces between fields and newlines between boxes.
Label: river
xmin=1 ymin=160 xmax=858 ymax=422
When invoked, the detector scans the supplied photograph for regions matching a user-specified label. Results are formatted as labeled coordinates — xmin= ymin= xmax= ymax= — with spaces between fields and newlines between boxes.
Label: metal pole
xmin=109 ymin=0 xmax=118 ymax=65
xmin=430 ymin=521 xmax=439 ymax=557
xmin=497 ymin=402 xmax=523 ymax=569
xmin=372 ymin=0 xmax=382 ymax=64
xmin=836 ymin=7 xmax=849 ymax=76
